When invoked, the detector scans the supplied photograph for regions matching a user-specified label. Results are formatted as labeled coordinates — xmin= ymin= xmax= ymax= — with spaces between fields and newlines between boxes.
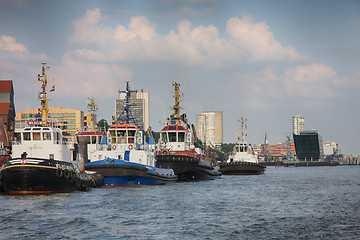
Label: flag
xmin=50 ymin=84 xmax=55 ymax=92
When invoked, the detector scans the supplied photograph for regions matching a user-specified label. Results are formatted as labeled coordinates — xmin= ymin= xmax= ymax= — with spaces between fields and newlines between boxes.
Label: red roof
xmin=0 ymin=102 xmax=10 ymax=114
xmin=0 ymin=80 xmax=13 ymax=93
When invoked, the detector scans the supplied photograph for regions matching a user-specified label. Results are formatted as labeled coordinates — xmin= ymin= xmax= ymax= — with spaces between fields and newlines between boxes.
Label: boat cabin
xmin=12 ymin=125 xmax=74 ymax=161
xmin=16 ymin=126 xmax=62 ymax=144
xmin=107 ymin=123 xmax=143 ymax=146
xmin=235 ymin=142 xmax=248 ymax=153
xmin=160 ymin=125 xmax=191 ymax=143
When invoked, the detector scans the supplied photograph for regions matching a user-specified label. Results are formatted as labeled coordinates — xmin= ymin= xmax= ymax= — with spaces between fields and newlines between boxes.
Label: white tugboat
xmin=220 ymin=117 xmax=265 ymax=175
xmin=0 ymin=63 xmax=103 ymax=194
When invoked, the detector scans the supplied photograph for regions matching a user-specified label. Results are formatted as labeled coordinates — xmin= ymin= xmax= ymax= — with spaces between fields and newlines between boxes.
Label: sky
xmin=0 ymin=0 xmax=359 ymax=154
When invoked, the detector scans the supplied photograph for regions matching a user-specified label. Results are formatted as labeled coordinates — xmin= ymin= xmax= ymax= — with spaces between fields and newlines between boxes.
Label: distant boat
xmin=220 ymin=117 xmax=265 ymax=175
xmin=0 ymin=63 xmax=103 ymax=194
xmin=84 ymin=82 xmax=177 ymax=185
xmin=156 ymin=82 xmax=221 ymax=181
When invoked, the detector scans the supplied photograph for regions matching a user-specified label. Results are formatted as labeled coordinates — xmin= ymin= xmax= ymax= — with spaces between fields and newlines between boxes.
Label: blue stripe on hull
xmin=104 ymin=176 xmax=166 ymax=186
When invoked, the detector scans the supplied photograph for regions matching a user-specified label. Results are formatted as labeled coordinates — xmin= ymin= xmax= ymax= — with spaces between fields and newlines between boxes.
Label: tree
xmin=97 ymin=119 xmax=109 ymax=131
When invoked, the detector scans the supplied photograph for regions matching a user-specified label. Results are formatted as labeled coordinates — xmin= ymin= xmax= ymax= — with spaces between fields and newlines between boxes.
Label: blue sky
xmin=1 ymin=0 xmax=360 ymax=154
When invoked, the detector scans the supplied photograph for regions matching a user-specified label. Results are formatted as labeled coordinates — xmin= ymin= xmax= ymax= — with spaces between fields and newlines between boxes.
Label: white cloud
xmin=230 ymin=63 xmax=346 ymax=110
xmin=66 ymin=9 xmax=308 ymax=68
xmin=225 ymin=16 xmax=309 ymax=62
xmin=0 ymin=36 xmax=29 ymax=53
xmin=285 ymin=63 xmax=336 ymax=83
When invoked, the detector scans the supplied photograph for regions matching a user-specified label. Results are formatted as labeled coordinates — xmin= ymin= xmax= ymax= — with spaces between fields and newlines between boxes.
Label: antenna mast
xmin=37 ymin=63 xmax=50 ymax=122
xmin=87 ymin=97 xmax=98 ymax=131
xmin=115 ymin=82 xmax=138 ymax=126
xmin=170 ymin=82 xmax=182 ymax=124
xmin=238 ymin=117 xmax=247 ymax=143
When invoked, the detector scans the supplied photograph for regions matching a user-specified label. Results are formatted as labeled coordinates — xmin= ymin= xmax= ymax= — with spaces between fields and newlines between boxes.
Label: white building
xmin=323 ymin=141 xmax=338 ymax=156
xmin=116 ymin=89 xmax=150 ymax=130
xmin=196 ymin=111 xmax=223 ymax=150
xmin=292 ymin=115 xmax=305 ymax=135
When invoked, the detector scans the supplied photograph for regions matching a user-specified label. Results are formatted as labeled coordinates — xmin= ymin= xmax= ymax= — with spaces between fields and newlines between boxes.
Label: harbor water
xmin=1 ymin=166 xmax=359 ymax=239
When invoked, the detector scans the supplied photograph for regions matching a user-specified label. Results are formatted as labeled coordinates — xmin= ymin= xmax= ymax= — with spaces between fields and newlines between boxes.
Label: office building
xmin=196 ymin=111 xmax=223 ymax=150
xmin=293 ymin=130 xmax=324 ymax=161
xmin=16 ymin=107 xmax=84 ymax=141
xmin=115 ymin=89 xmax=150 ymax=130
xmin=292 ymin=115 xmax=305 ymax=135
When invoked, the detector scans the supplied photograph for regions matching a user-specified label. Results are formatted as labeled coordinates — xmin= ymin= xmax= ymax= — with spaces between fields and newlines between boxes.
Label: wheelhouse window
xmin=33 ymin=132 xmax=41 ymax=141
xmin=178 ymin=132 xmax=185 ymax=142
xmin=168 ymin=132 xmax=177 ymax=142
xmin=161 ymin=132 xmax=168 ymax=142
xmin=23 ymin=132 xmax=31 ymax=141
xmin=128 ymin=130 xmax=136 ymax=143
xmin=117 ymin=130 xmax=126 ymax=144
xmin=109 ymin=130 xmax=116 ymax=143
xmin=43 ymin=132 xmax=52 ymax=140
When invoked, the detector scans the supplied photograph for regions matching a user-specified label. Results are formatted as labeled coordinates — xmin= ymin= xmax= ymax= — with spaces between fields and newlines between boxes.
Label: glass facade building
xmin=293 ymin=130 xmax=324 ymax=161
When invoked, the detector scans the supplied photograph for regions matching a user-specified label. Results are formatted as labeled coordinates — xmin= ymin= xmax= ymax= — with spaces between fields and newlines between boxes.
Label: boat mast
xmin=115 ymin=81 xmax=138 ymax=126
xmin=238 ymin=117 xmax=247 ymax=143
xmin=87 ymin=97 xmax=98 ymax=131
xmin=37 ymin=63 xmax=50 ymax=122
xmin=170 ymin=82 xmax=182 ymax=124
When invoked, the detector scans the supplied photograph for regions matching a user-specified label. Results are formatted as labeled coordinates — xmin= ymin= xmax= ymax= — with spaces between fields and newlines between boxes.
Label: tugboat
xmin=156 ymin=82 xmax=220 ymax=181
xmin=0 ymin=63 xmax=103 ymax=194
xmin=220 ymin=117 xmax=265 ymax=175
xmin=84 ymin=82 xmax=177 ymax=185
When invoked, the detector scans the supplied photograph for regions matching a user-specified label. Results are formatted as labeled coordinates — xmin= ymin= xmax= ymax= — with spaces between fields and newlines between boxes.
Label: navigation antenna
xmin=36 ymin=63 xmax=51 ymax=122
xmin=170 ymin=82 xmax=182 ymax=124
xmin=87 ymin=97 xmax=98 ymax=131
xmin=115 ymin=82 xmax=138 ymax=127
xmin=238 ymin=117 xmax=247 ymax=143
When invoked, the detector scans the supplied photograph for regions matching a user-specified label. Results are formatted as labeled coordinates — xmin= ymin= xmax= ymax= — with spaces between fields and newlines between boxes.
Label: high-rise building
xmin=115 ymin=89 xmax=150 ymax=130
xmin=292 ymin=115 xmax=305 ymax=135
xmin=196 ymin=111 xmax=223 ymax=150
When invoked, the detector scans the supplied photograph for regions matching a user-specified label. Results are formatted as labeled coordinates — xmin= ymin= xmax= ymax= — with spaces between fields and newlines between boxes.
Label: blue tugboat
xmin=84 ymin=82 xmax=177 ymax=185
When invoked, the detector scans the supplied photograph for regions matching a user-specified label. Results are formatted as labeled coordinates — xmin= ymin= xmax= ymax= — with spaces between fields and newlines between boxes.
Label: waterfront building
xmin=0 ymin=80 xmax=16 ymax=149
xmin=16 ymin=107 xmax=84 ymax=142
xmin=323 ymin=141 xmax=339 ymax=156
xmin=196 ymin=111 xmax=223 ymax=150
xmin=293 ymin=130 xmax=324 ymax=161
xmin=292 ymin=115 xmax=305 ymax=135
xmin=115 ymin=88 xmax=149 ymax=130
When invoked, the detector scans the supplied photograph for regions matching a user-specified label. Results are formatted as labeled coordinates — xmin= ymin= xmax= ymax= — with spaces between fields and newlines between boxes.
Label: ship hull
xmin=156 ymin=155 xmax=221 ymax=181
xmin=284 ymin=161 xmax=339 ymax=167
xmin=220 ymin=162 xmax=265 ymax=175
xmin=0 ymin=158 xmax=82 ymax=194
xmin=85 ymin=159 xmax=177 ymax=186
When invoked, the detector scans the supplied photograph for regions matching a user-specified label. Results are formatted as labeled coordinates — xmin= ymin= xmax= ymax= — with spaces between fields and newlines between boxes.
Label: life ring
xmin=128 ymin=145 xmax=133 ymax=150
xmin=161 ymin=149 xmax=169 ymax=155
xmin=71 ymin=171 xmax=78 ymax=180
xmin=112 ymin=145 xmax=116 ymax=150
xmin=56 ymin=168 xmax=63 ymax=178
xmin=64 ymin=170 xmax=71 ymax=179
